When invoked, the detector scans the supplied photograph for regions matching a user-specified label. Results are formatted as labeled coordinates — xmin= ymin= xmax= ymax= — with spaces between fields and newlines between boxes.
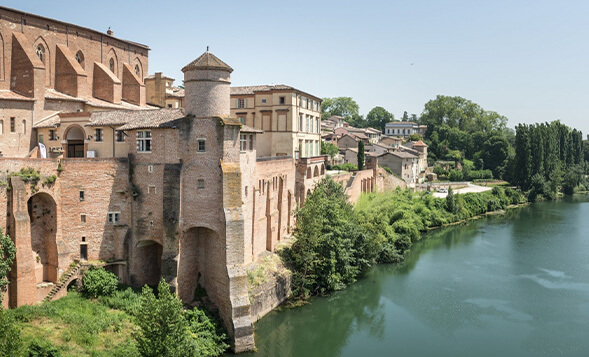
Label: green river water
xmin=243 ymin=196 xmax=589 ymax=357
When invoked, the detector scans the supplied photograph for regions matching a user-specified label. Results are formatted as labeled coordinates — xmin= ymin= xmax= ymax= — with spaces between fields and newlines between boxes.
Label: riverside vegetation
xmin=281 ymin=177 xmax=526 ymax=299
xmin=0 ymin=245 xmax=228 ymax=357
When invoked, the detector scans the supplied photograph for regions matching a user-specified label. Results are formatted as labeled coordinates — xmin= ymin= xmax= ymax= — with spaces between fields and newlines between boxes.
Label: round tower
xmin=182 ymin=50 xmax=233 ymax=117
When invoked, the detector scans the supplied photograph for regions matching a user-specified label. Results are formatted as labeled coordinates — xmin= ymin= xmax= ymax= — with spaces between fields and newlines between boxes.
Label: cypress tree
xmin=357 ymin=140 xmax=365 ymax=171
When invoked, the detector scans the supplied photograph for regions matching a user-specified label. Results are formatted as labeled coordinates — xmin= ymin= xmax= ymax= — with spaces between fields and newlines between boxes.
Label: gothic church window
xmin=36 ymin=45 xmax=45 ymax=63
xmin=75 ymin=51 xmax=84 ymax=68
xmin=109 ymin=58 xmax=115 ymax=73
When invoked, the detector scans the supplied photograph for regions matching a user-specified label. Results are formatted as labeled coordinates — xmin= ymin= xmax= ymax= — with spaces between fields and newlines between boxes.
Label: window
xmin=81 ymin=214 xmax=86 ymax=222
xmin=22 ymin=120 xmax=26 ymax=134
xmin=148 ymin=185 xmax=156 ymax=194
xmin=237 ymin=98 xmax=246 ymax=108
xmin=49 ymin=130 xmax=57 ymax=141
xmin=79 ymin=190 xmax=85 ymax=201
xmin=82 ymin=236 xmax=86 ymax=242
xmin=38 ymin=134 xmax=43 ymax=144
xmin=0 ymin=120 xmax=3 ymax=135
xmin=261 ymin=99 xmax=267 ymax=104
xmin=109 ymin=58 xmax=115 ymax=73
xmin=240 ymin=134 xmax=247 ymax=151
xmin=239 ymin=116 xmax=245 ymax=124
xmin=108 ymin=212 xmax=120 ymax=224
xmin=10 ymin=117 xmax=15 ymax=132
xmin=135 ymin=64 xmax=140 ymax=76
xmin=197 ymin=139 xmax=205 ymax=152
xmin=197 ymin=179 xmax=205 ymax=189
xmin=116 ymin=130 xmax=124 ymax=142
xmin=299 ymin=114 xmax=303 ymax=132
xmin=167 ymin=104 xmax=172 ymax=108
xmin=279 ymin=96 xmax=285 ymax=104
xmin=95 ymin=128 xmax=103 ymax=142
xmin=75 ymin=51 xmax=84 ymax=68
xmin=137 ymin=131 xmax=151 ymax=152
xmin=36 ymin=45 xmax=45 ymax=63
xmin=249 ymin=134 xmax=254 ymax=150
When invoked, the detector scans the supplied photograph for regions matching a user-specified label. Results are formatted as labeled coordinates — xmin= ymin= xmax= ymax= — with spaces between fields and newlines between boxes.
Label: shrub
xmin=0 ymin=308 xmax=23 ymax=357
xmin=27 ymin=339 xmax=62 ymax=357
xmin=82 ymin=267 xmax=118 ymax=298
xmin=332 ymin=163 xmax=358 ymax=172
xmin=184 ymin=309 xmax=229 ymax=356
xmin=448 ymin=170 xmax=463 ymax=181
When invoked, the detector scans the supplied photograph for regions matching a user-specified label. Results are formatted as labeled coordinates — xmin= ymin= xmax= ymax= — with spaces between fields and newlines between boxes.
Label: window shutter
xmin=244 ymin=98 xmax=248 ymax=108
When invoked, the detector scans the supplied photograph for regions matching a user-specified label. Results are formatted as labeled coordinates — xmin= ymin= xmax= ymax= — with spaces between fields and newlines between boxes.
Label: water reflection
xmin=246 ymin=197 xmax=589 ymax=356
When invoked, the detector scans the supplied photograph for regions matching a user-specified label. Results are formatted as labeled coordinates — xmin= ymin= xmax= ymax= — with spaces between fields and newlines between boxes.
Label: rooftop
xmin=182 ymin=51 xmax=233 ymax=73
xmin=230 ymin=84 xmax=321 ymax=101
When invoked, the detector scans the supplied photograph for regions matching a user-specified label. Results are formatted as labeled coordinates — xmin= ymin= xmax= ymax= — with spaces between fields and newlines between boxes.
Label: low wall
xmin=249 ymin=270 xmax=291 ymax=322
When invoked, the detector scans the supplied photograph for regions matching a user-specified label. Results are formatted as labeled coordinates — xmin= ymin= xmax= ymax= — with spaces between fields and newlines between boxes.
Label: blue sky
xmin=5 ymin=0 xmax=589 ymax=135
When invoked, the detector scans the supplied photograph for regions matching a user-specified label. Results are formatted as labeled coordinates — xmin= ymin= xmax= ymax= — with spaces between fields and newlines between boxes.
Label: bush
xmin=27 ymin=339 xmax=62 ymax=357
xmin=448 ymin=170 xmax=463 ymax=181
xmin=332 ymin=163 xmax=358 ymax=172
xmin=0 ymin=308 xmax=23 ymax=357
xmin=99 ymin=287 xmax=142 ymax=315
xmin=82 ymin=267 xmax=119 ymax=298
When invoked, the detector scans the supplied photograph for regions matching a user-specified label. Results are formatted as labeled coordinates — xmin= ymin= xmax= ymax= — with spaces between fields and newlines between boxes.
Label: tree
xmin=0 ymin=228 xmax=16 ymax=303
xmin=135 ymin=279 xmax=193 ymax=357
xmin=366 ymin=106 xmax=393 ymax=132
xmin=445 ymin=187 xmax=456 ymax=213
xmin=321 ymin=97 xmax=360 ymax=121
xmin=321 ymin=141 xmax=339 ymax=160
xmin=408 ymin=133 xmax=422 ymax=141
xmin=357 ymin=140 xmax=365 ymax=171
xmin=281 ymin=177 xmax=366 ymax=298
xmin=402 ymin=111 xmax=409 ymax=122
xmin=0 ymin=229 xmax=22 ymax=357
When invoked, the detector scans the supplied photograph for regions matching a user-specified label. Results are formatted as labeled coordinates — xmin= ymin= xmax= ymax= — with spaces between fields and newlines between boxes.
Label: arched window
xmin=109 ymin=58 xmax=115 ymax=73
xmin=75 ymin=50 xmax=85 ymax=68
xmin=36 ymin=45 xmax=45 ymax=63
xmin=134 ymin=64 xmax=140 ymax=76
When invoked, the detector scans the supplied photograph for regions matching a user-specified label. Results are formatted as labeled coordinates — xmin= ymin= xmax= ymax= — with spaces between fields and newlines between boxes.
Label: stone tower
xmin=177 ymin=51 xmax=254 ymax=352
xmin=182 ymin=50 xmax=233 ymax=117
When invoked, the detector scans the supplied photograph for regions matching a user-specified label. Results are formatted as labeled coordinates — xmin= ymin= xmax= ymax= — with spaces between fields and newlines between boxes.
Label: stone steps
xmin=43 ymin=263 xmax=82 ymax=303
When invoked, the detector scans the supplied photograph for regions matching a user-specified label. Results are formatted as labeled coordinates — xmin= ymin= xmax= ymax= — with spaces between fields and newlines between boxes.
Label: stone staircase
xmin=43 ymin=262 xmax=82 ymax=303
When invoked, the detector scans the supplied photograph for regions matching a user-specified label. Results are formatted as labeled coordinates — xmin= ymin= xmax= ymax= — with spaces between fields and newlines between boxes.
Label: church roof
xmin=182 ymin=51 xmax=233 ymax=73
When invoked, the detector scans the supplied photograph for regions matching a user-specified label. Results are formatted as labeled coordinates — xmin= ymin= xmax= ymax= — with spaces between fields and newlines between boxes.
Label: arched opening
xmin=306 ymin=167 xmax=312 ymax=179
xmin=178 ymin=227 xmax=222 ymax=303
xmin=75 ymin=50 xmax=85 ymax=69
xmin=321 ymin=164 xmax=325 ymax=175
xmin=313 ymin=166 xmax=319 ymax=177
xmin=36 ymin=44 xmax=45 ymax=63
xmin=67 ymin=278 xmax=79 ymax=292
xmin=28 ymin=193 xmax=58 ymax=284
xmin=109 ymin=58 xmax=115 ymax=73
xmin=65 ymin=125 xmax=85 ymax=157
xmin=135 ymin=240 xmax=162 ymax=286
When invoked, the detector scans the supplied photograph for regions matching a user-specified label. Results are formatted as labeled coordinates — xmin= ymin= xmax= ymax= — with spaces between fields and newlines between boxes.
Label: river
xmin=244 ymin=196 xmax=589 ymax=356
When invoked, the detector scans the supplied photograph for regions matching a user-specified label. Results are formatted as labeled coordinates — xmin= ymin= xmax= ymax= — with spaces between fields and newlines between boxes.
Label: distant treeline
xmin=510 ymin=122 xmax=584 ymax=198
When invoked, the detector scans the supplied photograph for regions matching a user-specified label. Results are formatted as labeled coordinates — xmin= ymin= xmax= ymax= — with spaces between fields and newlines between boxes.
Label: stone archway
xmin=178 ymin=227 xmax=222 ymax=303
xmin=27 ymin=193 xmax=58 ymax=284
xmin=135 ymin=240 xmax=162 ymax=287
xmin=65 ymin=125 xmax=85 ymax=157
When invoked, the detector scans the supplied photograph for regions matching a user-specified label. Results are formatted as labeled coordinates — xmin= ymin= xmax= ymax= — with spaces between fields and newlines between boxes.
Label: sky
xmin=4 ymin=0 xmax=589 ymax=135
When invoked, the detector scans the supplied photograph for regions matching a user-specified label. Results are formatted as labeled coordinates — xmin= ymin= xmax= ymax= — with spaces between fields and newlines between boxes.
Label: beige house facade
xmin=230 ymin=85 xmax=322 ymax=158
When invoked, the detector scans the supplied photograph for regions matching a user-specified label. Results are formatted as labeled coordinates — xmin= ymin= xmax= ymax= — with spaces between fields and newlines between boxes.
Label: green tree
xmin=357 ymin=140 xmax=365 ymax=171
xmin=321 ymin=97 xmax=360 ymax=121
xmin=408 ymin=133 xmax=422 ymax=141
xmin=366 ymin=106 xmax=393 ymax=132
xmin=135 ymin=279 xmax=193 ymax=357
xmin=82 ymin=267 xmax=119 ymax=298
xmin=402 ymin=111 xmax=409 ymax=122
xmin=445 ymin=187 xmax=456 ymax=213
xmin=321 ymin=141 xmax=339 ymax=159
xmin=282 ymin=178 xmax=366 ymax=298
xmin=0 ymin=228 xmax=16 ymax=302
xmin=0 ymin=229 xmax=22 ymax=357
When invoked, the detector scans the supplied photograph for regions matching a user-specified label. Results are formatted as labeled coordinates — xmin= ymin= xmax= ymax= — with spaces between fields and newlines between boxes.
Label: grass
xmin=7 ymin=291 xmax=140 ymax=356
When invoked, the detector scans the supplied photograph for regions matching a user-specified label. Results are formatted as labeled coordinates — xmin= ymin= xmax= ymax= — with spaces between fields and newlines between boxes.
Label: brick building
xmin=0 ymin=6 xmax=382 ymax=352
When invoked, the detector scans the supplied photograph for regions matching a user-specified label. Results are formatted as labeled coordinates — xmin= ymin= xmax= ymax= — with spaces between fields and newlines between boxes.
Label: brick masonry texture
xmin=0 ymin=6 xmax=391 ymax=353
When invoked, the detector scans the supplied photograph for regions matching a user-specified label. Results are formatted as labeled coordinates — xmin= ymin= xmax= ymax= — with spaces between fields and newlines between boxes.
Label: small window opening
xmin=197 ymin=179 xmax=205 ymax=189
xmin=82 ymin=236 xmax=86 ymax=242
xmin=108 ymin=212 xmax=119 ymax=224
xmin=79 ymin=190 xmax=85 ymax=201
xmin=109 ymin=58 xmax=115 ymax=73
xmin=280 ymin=96 xmax=285 ymax=104
xmin=36 ymin=45 xmax=45 ymax=63
xmin=81 ymin=214 xmax=86 ymax=222
xmin=197 ymin=139 xmax=205 ymax=152
xmin=147 ymin=165 xmax=153 ymax=173
xmin=10 ymin=117 xmax=15 ymax=132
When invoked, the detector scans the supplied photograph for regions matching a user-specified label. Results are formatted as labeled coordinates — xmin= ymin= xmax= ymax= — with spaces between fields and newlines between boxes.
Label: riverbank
xmin=252 ymin=183 xmax=527 ymax=308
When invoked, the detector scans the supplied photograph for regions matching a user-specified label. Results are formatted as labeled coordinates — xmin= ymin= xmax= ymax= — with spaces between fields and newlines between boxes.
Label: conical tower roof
xmin=181 ymin=51 xmax=233 ymax=73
